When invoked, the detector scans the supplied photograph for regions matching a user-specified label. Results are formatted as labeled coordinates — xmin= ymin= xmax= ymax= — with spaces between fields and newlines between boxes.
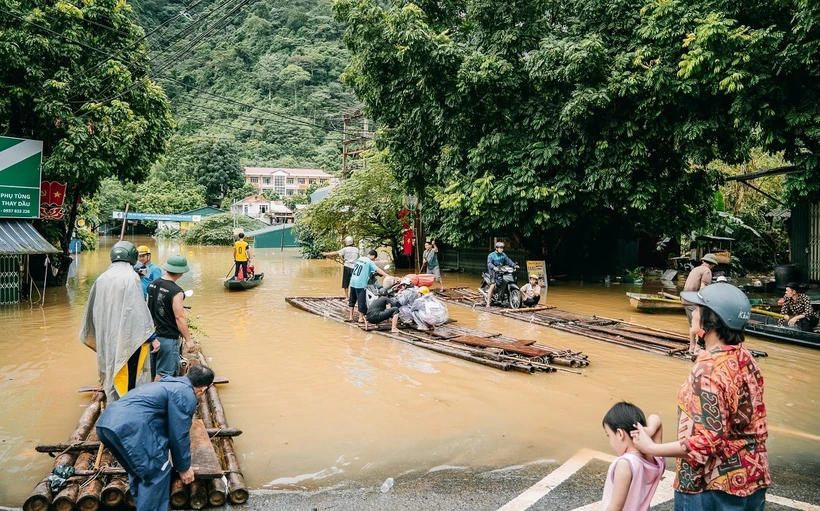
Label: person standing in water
xmin=421 ymin=240 xmax=443 ymax=291
xmin=322 ymin=236 xmax=359 ymax=298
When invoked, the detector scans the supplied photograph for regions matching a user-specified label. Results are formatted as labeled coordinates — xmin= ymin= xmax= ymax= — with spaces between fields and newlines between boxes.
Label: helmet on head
xmin=344 ymin=236 xmax=354 ymax=246
xmin=680 ymin=284 xmax=750 ymax=331
xmin=133 ymin=261 xmax=147 ymax=275
xmin=110 ymin=241 xmax=138 ymax=264
xmin=400 ymin=277 xmax=413 ymax=287
xmin=716 ymin=276 xmax=728 ymax=283
xmin=701 ymin=253 xmax=718 ymax=265
xmin=162 ymin=254 xmax=190 ymax=274
xmin=495 ymin=242 xmax=504 ymax=249
xmin=418 ymin=286 xmax=430 ymax=295
xmin=137 ymin=245 xmax=151 ymax=255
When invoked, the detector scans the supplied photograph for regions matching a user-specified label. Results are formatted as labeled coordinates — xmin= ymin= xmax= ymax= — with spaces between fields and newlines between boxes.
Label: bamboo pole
xmin=52 ymin=483 xmax=79 ymax=511
xmin=198 ymin=354 xmax=248 ymax=505
xmin=188 ymin=480 xmax=208 ymax=510
xmin=99 ymin=448 xmax=127 ymax=507
xmin=75 ymin=432 xmax=103 ymax=511
xmin=24 ymin=392 xmax=104 ymax=511
xmin=198 ymin=393 xmax=229 ymax=506
xmin=36 ymin=428 xmax=243 ymax=453
xmin=170 ymin=474 xmax=189 ymax=508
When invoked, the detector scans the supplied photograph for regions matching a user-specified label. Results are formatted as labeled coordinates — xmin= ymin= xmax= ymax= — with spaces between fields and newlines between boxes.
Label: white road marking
xmin=498 ymin=449 xmax=820 ymax=511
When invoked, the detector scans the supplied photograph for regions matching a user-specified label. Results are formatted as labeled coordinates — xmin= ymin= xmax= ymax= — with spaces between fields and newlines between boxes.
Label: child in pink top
xmin=601 ymin=402 xmax=665 ymax=511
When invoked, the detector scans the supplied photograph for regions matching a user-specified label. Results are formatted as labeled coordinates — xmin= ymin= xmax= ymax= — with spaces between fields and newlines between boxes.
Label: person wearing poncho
xmin=80 ymin=241 xmax=158 ymax=402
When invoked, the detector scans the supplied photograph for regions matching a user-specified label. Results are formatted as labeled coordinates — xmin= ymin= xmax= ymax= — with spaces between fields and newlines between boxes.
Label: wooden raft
xmin=285 ymin=296 xmax=590 ymax=374
xmin=24 ymin=351 xmax=248 ymax=511
xmin=434 ymin=288 xmax=768 ymax=360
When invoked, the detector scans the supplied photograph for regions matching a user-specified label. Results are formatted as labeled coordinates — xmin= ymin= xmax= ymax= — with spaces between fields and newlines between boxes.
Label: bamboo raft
xmin=24 ymin=352 xmax=248 ymax=511
xmin=285 ymin=296 xmax=589 ymax=374
xmin=435 ymin=287 xmax=768 ymax=360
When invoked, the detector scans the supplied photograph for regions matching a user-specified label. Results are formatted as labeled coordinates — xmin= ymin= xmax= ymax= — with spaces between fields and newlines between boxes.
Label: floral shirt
xmin=778 ymin=293 xmax=817 ymax=326
xmin=675 ymin=345 xmax=770 ymax=496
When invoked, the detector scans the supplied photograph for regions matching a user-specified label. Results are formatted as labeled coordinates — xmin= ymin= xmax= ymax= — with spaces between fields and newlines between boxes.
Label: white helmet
xmin=344 ymin=236 xmax=354 ymax=246
xmin=383 ymin=276 xmax=396 ymax=288
xmin=400 ymin=277 xmax=413 ymax=287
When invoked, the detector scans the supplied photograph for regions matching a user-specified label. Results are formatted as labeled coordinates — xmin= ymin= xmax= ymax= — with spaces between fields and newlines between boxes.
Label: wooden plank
xmin=189 ymin=419 xmax=224 ymax=479
xmin=448 ymin=336 xmax=552 ymax=357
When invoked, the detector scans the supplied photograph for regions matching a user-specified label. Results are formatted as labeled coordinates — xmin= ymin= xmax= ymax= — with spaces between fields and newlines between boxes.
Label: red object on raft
xmin=403 ymin=274 xmax=435 ymax=287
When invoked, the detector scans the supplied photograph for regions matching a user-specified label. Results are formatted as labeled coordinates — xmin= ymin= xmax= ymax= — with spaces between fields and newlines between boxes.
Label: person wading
xmin=421 ymin=240 xmax=443 ymax=291
xmin=632 ymin=284 xmax=770 ymax=509
xmin=233 ymin=233 xmax=252 ymax=280
xmin=146 ymin=255 xmax=198 ymax=381
xmin=681 ymin=253 xmax=718 ymax=354
xmin=137 ymin=245 xmax=163 ymax=299
xmin=80 ymin=241 xmax=158 ymax=402
xmin=96 ymin=364 xmax=215 ymax=511
xmin=321 ymin=236 xmax=359 ymax=298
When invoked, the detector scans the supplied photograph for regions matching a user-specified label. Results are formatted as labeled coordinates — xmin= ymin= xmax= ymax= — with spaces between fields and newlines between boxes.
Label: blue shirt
xmin=141 ymin=262 xmax=163 ymax=298
xmin=349 ymin=257 xmax=378 ymax=289
xmin=488 ymin=251 xmax=515 ymax=273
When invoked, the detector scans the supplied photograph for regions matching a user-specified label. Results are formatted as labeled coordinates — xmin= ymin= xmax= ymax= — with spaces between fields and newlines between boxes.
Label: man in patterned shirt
xmin=779 ymin=282 xmax=818 ymax=332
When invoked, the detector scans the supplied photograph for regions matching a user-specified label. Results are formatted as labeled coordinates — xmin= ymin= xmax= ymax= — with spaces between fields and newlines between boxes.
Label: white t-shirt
xmin=520 ymin=283 xmax=541 ymax=300
xmin=338 ymin=246 xmax=359 ymax=268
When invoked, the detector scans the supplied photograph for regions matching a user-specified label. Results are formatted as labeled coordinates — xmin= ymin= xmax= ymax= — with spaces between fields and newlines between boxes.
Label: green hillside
xmin=133 ymin=0 xmax=357 ymax=174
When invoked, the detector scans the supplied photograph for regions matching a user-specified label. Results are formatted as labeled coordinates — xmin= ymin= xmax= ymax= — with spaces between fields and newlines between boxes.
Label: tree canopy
xmin=1 ymin=0 xmax=175 ymax=255
xmin=333 ymin=0 xmax=820 ymax=254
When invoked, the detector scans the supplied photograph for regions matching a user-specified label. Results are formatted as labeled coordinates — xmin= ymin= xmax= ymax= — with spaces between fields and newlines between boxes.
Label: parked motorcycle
xmin=478 ymin=265 xmax=523 ymax=309
xmin=365 ymin=265 xmax=395 ymax=307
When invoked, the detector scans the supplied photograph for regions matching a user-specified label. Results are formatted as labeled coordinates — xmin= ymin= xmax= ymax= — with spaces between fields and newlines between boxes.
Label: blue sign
xmin=112 ymin=211 xmax=202 ymax=222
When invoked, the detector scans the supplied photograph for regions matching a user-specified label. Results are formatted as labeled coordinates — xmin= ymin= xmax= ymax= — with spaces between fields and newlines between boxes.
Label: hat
xmin=162 ymin=254 xmax=190 ymax=274
xmin=529 ymin=273 xmax=539 ymax=279
xmin=716 ymin=276 xmax=728 ymax=282
xmin=137 ymin=245 xmax=151 ymax=255
xmin=400 ymin=277 xmax=413 ymax=287
xmin=701 ymin=253 xmax=718 ymax=265
xmin=418 ymin=286 xmax=430 ymax=295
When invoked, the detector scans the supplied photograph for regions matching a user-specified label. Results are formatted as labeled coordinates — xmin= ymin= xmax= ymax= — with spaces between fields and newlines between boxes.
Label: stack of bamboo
xmin=24 ymin=355 xmax=248 ymax=510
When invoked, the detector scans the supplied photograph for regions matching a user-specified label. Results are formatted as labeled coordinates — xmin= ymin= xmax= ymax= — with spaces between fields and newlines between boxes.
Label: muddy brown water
xmin=1 ymin=237 xmax=819 ymax=505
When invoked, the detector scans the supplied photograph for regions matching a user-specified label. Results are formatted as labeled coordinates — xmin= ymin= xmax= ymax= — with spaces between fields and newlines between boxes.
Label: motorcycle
xmin=365 ymin=265 xmax=396 ymax=307
xmin=478 ymin=265 xmax=523 ymax=309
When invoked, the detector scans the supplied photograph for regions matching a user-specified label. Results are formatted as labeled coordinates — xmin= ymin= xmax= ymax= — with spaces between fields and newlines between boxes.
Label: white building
xmin=244 ymin=167 xmax=336 ymax=197
xmin=230 ymin=195 xmax=294 ymax=225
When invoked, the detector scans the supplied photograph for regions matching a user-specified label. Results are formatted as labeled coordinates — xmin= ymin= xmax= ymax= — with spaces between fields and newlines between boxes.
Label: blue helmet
xmin=680 ymin=284 xmax=751 ymax=331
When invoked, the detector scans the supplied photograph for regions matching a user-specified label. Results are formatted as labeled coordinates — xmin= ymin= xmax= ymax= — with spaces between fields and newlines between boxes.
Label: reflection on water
xmin=1 ymin=238 xmax=819 ymax=504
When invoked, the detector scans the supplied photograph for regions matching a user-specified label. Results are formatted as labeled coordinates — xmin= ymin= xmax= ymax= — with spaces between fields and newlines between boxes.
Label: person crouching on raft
xmin=631 ymin=284 xmax=770 ymax=509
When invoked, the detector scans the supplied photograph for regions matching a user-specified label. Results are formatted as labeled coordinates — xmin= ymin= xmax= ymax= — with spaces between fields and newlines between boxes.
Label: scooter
xmin=478 ymin=265 xmax=523 ymax=309
xmin=365 ymin=265 xmax=395 ymax=307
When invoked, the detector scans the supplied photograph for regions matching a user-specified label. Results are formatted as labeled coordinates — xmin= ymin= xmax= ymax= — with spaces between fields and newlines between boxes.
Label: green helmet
xmin=680 ymin=284 xmax=751 ymax=331
xmin=110 ymin=241 xmax=138 ymax=264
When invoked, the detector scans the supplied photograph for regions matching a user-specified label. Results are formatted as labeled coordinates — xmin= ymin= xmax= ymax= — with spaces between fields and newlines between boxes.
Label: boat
xmin=626 ymin=292 xmax=685 ymax=313
xmin=224 ymin=273 xmax=264 ymax=290
xmin=745 ymin=311 xmax=820 ymax=349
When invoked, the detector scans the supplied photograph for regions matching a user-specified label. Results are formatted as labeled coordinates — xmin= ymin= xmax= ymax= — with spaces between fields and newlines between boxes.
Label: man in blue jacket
xmin=96 ymin=364 xmax=215 ymax=511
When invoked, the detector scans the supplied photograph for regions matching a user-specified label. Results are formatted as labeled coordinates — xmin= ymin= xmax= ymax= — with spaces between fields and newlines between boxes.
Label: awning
xmin=0 ymin=220 xmax=60 ymax=255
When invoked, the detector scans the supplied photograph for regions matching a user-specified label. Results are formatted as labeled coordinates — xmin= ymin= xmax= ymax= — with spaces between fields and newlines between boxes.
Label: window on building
xmin=309 ymin=178 xmax=316 ymax=184
xmin=260 ymin=205 xmax=268 ymax=214
xmin=250 ymin=177 xmax=258 ymax=184
xmin=286 ymin=189 xmax=294 ymax=196
xmin=298 ymin=178 xmax=306 ymax=184
xmin=274 ymin=175 xmax=286 ymax=196
xmin=320 ymin=179 xmax=327 ymax=184
xmin=297 ymin=189 xmax=305 ymax=195
xmin=287 ymin=178 xmax=294 ymax=184
xmin=263 ymin=177 xmax=270 ymax=185
xmin=243 ymin=205 xmax=249 ymax=214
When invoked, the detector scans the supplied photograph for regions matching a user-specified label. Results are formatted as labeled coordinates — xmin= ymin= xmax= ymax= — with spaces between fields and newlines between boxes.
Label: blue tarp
xmin=0 ymin=220 xmax=59 ymax=255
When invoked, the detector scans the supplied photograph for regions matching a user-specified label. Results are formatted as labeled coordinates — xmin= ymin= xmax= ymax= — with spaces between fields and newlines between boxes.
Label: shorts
xmin=348 ymin=287 xmax=368 ymax=314
xmin=429 ymin=266 xmax=441 ymax=282
xmin=151 ymin=336 xmax=180 ymax=379
xmin=342 ymin=266 xmax=353 ymax=289
xmin=684 ymin=304 xmax=697 ymax=326
xmin=674 ymin=489 xmax=766 ymax=511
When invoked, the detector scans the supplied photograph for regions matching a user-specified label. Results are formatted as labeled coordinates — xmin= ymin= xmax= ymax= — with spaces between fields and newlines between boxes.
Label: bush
xmin=182 ymin=213 xmax=267 ymax=246
xmin=74 ymin=228 xmax=98 ymax=251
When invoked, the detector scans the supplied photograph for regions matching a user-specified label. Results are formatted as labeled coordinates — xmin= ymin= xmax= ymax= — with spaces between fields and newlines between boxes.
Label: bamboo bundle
xmin=188 ymin=480 xmax=208 ymax=509
xmin=170 ymin=474 xmax=189 ymax=508
xmin=24 ymin=391 xmax=104 ymax=511
xmin=197 ymin=354 xmax=248 ymax=505
xmin=198 ymin=392 xmax=228 ymax=506
xmin=99 ymin=448 xmax=127 ymax=508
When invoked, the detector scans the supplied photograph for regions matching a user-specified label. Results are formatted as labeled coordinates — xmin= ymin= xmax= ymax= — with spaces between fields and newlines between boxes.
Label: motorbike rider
xmin=485 ymin=242 xmax=518 ymax=307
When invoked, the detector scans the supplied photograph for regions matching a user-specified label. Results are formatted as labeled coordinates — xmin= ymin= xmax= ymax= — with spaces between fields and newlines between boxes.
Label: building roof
xmin=0 ymin=220 xmax=60 ymax=255
xmin=180 ymin=206 xmax=223 ymax=216
xmin=310 ymin=184 xmax=336 ymax=204
xmin=246 ymin=223 xmax=294 ymax=237
xmin=244 ymin=167 xmax=332 ymax=178
xmin=234 ymin=195 xmax=270 ymax=205
xmin=269 ymin=202 xmax=292 ymax=214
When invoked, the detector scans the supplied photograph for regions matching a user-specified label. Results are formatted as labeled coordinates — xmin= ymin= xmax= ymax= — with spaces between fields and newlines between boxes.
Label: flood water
xmin=1 ymin=237 xmax=819 ymax=505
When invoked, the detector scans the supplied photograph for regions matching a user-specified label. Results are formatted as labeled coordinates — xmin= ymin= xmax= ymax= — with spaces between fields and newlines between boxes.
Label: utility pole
xmin=341 ymin=110 xmax=372 ymax=179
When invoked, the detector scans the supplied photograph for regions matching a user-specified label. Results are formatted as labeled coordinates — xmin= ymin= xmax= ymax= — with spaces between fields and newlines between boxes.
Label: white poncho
xmin=80 ymin=262 xmax=156 ymax=401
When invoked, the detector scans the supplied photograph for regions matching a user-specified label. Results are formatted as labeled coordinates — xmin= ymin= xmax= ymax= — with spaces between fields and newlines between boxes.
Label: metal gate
xmin=810 ymin=202 xmax=820 ymax=282
xmin=0 ymin=255 xmax=21 ymax=305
